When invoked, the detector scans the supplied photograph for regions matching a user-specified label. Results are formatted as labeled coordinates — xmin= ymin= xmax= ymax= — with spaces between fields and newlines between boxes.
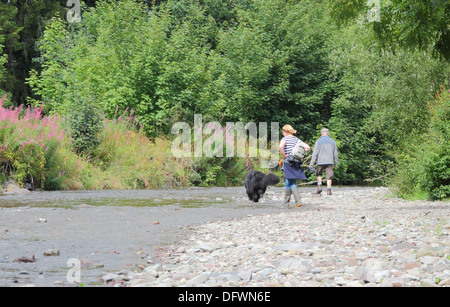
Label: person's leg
xmin=325 ymin=165 xmax=334 ymax=195
xmin=283 ymin=179 xmax=292 ymax=207
xmin=286 ymin=179 xmax=302 ymax=207
xmin=283 ymin=189 xmax=292 ymax=207
xmin=285 ymin=179 xmax=296 ymax=189
xmin=316 ymin=166 xmax=323 ymax=194
xmin=285 ymin=179 xmax=301 ymax=207
xmin=327 ymin=179 xmax=332 ymax=195
xmin=291 ymin=185 xmax=302 ymax=207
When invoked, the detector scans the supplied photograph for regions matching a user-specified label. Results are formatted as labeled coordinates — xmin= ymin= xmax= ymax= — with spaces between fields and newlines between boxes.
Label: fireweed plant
xmin=0 ymin=94 xmax=66 ymax=189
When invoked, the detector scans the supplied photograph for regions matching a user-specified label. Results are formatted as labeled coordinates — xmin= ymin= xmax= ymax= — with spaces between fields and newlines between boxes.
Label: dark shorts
xmin=316 ymin=165 xmax=334 ymax=180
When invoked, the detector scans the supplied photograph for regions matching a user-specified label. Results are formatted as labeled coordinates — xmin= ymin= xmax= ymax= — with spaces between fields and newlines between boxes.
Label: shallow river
xmin=0 ymin=186 xmax=295 ymax=286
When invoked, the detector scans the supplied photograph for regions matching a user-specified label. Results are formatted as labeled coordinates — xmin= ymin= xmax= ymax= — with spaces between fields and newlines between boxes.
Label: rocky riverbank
xmin=113 ymin=187 xmax=449 ymax=287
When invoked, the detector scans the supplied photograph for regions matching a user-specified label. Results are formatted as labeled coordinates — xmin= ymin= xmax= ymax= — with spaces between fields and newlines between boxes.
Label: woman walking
xmin=279 ymin=125 xmax=310 ymax=208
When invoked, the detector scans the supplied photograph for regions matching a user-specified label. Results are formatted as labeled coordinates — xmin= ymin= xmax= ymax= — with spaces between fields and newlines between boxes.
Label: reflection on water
xmin=0 ymin=188 xmax=233 ymax=209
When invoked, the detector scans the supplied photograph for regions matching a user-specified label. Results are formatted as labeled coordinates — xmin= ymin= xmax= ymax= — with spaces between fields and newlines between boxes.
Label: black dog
xmin=244 ymin=171 xmax=280 ymax=202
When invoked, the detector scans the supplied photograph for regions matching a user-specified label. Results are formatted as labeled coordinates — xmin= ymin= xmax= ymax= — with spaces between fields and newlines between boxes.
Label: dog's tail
xmin=263 ymin=173 xmax=280 ymax=186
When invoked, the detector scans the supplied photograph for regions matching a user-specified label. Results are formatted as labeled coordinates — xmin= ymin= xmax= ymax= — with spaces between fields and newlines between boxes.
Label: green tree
xmin=331 ymin=0 xmax=450 ymax=60
xmin=27 ymin=0 xmax=449 ymax=192
xmin=0 ymin=31 xmax=7 ymax=85
xmin=27 ymin=16 xmax=70 ymax=112
xmin=0 ymin=1 xmax=21 ymax=101
xmin=327 ymin=21 xmax=450 ymax=184
xmin=29 ymin=0 xmax=340 ymax=140
xmin=206 ymin=0 xmax=337 ymax=139
xmin=0 ymin=0 xmax=70 ymax=105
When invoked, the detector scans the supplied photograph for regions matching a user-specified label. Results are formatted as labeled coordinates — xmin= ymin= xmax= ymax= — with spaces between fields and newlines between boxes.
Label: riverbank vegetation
xmin=0 ymin=0 xmax=449 ymax=200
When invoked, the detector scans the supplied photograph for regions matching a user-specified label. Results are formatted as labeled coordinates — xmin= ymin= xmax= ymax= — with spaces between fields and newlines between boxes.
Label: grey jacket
xmin=309 ymin=136 xmax=338 ymax=167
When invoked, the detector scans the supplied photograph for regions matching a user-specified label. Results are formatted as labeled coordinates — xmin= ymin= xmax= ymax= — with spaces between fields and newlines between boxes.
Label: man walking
xmin=309 ymin=128 xmax=338 ymax=195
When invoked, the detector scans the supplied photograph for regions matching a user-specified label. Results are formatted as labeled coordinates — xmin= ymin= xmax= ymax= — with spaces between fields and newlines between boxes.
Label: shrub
xmin=66 ymin=96 xmax=103 ymax=156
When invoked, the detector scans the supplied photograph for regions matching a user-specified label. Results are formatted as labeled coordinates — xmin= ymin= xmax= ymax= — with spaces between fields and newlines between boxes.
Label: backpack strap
xmin=292 ymin=139 xmax=303 ymax=153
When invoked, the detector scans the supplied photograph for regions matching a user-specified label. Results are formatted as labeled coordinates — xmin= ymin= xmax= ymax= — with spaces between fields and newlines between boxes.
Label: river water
xmin=0 ymin=186 xmax=293 ymax=286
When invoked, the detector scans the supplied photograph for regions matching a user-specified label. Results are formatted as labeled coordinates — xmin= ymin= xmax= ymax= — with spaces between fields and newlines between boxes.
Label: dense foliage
xmin=331 ymin=0 xmax=450 ymax=60
xmin=0 ymin=0 xmax=449 ymax=199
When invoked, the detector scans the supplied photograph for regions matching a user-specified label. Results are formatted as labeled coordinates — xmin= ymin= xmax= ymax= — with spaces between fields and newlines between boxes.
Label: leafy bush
xmin=66 ymin=96 xmax=103 ymax=155
xmin=390 ymin=87 xmax=450 ymax=200
xmin=190 ymin=156 xmax=250 ymax=187
xmin=420 ymin=88 xmax=450 ymax=199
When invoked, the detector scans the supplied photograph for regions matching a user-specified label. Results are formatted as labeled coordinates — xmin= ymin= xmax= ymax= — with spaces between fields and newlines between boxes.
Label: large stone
xmin=102 ymin=273 xmax=120 ymax=283
xmin=186 ymin=272 xmax=210 ymax=286
xmin=238 ymin=270 xmax=252 ymax=282
xmin=173 ymin=264 xmax=195 ymax=274
xmin=6 ymin=183 xmax=30 ymax=195
xmin=273 ymin=241 xmax=318 ymax=253
xmin=392 ymin=242 xmax=417 ymax=252
xmin=277 ymin=257 xmax=312 ymax=275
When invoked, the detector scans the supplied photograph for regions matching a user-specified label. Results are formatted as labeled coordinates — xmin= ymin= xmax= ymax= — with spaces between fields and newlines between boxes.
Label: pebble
xmin=43 ymin=249 xmax=60 ymax=256
xmin=105 ymin=187 xmax=449 ymax=287
xmin=14 ymin=255 xmax=36 ymax=263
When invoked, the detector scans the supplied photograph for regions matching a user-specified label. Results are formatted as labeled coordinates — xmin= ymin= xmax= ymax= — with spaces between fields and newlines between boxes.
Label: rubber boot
xmin=283 ymin=189 xmax=292 ymax=208
xmin=291 ymin=186 xmax=302 ymax=207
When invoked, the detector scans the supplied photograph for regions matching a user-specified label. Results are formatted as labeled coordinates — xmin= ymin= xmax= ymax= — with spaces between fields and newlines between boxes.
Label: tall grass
xmin=46 ymin=108 xmax=194 ymax=190
xmin=94 ymin=109 xmax=192 ymax=189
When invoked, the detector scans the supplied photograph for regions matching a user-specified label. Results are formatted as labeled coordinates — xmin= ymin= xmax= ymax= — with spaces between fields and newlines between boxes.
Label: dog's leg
xmin=257 ymin=189 xmax=265 ymax=202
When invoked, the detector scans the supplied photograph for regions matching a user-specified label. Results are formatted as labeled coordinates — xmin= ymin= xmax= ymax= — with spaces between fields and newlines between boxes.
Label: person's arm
xmin=334 ymin=143 xmax=338 ymax=167
xmin=309 ymin=141 xmax=319 ymax=167
xmin=301 ymin=142 xmax=311 ymax=152
xmin=279 ymin=140 xmax=287 ymax=159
